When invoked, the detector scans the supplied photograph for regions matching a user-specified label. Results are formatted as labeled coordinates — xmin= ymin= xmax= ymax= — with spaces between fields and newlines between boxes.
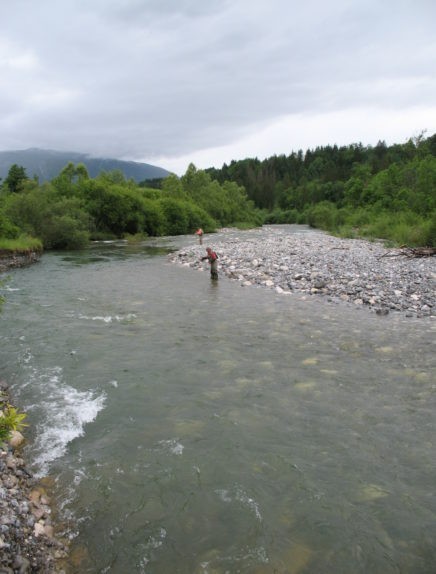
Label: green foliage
xmin=1 ymin=135 xmax=434 ymax=250
xmin=2 ymin=188 xmax=49 ymax=237
xmin=422 ymin=214 xmax=436 ymax=247
xmin=183 ymin=202 xmax=217 ymax=233
xmin=0 ymin=211 xmax=20 ymax=238
xmin=156 ymin=196 xmax=216 ymax=236
xmin=0 ymin=404 xmax=28 ymax=443
xmin=124 ymin=232 xmax=146 ymax=243
xmin=4 ymin=164 xmax=28 ymax=193
xmin=138 ymin=177 xmax=165 ymax=189
xmin=82 ymin=180 xmax=146 ymax=236
xmin=140 ymin=187 xmax=163 ymax=201
xmin=232 ymin=221 xmax=259 ymax=230
xmin=306 ymin=201 xmax=342 ymax=231
xmin=3 ymin=189 xmax=91 ymax=249
xmin=161 ymin=174 xmax=188 ymax=200
xmin=180 ymin=164 xmax=259 ymax=227
xmin=141 ymin=197 xmax=166 ymax=236
xmin=0 ymin=157 xmax=260 ymax=249
xmin=43 ymin=214 xmax=90 ymax=250
xmin=51 ymin=162 xmax=90 ymax=196
xmin=263 ymin=208 xmax=299 ymax=224
xmin=3 ymin=405 xmax=27 ymax=431
xmin=158 ymin=197 xmax=189 ymax=235
xmin=0 ymin=421 xmax=9 ymax=444
xmin=357 ymin=211 xmax=436 ymax=247
xmin=0 ymin=236 xmax=43 ymax=252
xmin=207 ymin=132 xmax=435 ymax=247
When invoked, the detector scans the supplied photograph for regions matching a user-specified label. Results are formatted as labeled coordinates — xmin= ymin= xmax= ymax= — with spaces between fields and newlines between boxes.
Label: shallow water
xmin=1 ymin=228 xmax=435 ymax=573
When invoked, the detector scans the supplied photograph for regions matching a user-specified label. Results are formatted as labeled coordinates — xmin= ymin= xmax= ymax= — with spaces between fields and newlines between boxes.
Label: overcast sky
xmin=1 ymin=0 xmax=435 ymax=175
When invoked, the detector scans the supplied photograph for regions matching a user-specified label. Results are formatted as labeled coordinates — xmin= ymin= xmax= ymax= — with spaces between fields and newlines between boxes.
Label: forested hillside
xmin=207 ymin=133 xmax=436 ymax=246
xmin=0 ymin=148 xmax=170 ymax=183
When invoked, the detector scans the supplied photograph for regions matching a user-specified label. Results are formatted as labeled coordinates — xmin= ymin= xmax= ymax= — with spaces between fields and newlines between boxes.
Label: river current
xmin=0 ymin=227 xmax=435 ymax=573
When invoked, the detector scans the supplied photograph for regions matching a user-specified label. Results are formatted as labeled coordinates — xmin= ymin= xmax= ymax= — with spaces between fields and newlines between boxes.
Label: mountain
xmin=0 ymin=148 xmax=171 ymax=183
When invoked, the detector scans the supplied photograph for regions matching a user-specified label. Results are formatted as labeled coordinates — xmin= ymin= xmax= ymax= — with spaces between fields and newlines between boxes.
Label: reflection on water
xmin=0 ymin=230 xmax=435 ymax=574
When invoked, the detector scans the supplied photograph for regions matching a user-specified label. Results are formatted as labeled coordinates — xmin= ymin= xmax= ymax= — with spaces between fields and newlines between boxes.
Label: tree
xmin=51 ymin=162 xmax=90 ymax=196
xmin=4 ymin=164 xmax=28 ymax=193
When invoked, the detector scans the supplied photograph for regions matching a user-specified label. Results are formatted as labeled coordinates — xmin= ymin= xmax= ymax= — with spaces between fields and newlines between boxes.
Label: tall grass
xmin=359 ymin=211 xmax=436 ymax=246
xmin=301 ymin=203 xmax=436 ymax=247
xmin=0 ymin=235 xmax=43 ymax=253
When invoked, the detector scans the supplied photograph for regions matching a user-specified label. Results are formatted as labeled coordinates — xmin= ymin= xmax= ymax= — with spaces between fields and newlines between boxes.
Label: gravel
xmin=169 ymin=226 xmax=435 ymax=318
xmin=0 ymin=382 xmax=67 ymax=574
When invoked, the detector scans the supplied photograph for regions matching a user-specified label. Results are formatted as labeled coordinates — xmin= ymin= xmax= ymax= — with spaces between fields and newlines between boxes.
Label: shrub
xmin=159 ymin=198 xmax=189 ymax=235
xmin=141 ymin=198 xmax=165 ymax=236
xmin=263 ymin=209 xmax=299 ymax=224
xmin=0 ymin=212 xmax=20 ymax=238
xmin=422 ymin=214 xmax=436 ymax=246
xmin=0 ymin=404 xmax=27 ymax=444
xmin=353 ymin=210 xmax=436 ymax=246
xmin=306 ymin=201 xmax=339 ymax=231
xmin=183 ymin=203 xmax=216 ymax=232
xmin=42 ymin=214 xmax=90 ymax=249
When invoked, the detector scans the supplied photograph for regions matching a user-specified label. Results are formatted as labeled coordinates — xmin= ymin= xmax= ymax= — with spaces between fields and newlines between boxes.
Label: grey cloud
xmin=0 ymin=0 xmax=435 ymax=165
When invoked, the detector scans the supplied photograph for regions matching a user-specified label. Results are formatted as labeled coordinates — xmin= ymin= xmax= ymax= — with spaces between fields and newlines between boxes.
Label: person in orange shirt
xmin=195 ymin=228 xmax=204 ymax=245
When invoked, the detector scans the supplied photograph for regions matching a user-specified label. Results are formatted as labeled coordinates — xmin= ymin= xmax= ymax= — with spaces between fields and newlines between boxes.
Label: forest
xmin=0 ymin=132 xmax=435 ymax=253
xmin=206 ymin=132 xmax=436 ymax=247
xmin=0 ymin=163 xmax=260 ymax=252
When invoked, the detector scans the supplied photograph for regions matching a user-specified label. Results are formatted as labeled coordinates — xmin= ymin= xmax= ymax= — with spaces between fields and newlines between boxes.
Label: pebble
xmin=0 ymin=382 xmax=67 ymax=573
xmin=170 ymin=226 xmax=435 ymax=318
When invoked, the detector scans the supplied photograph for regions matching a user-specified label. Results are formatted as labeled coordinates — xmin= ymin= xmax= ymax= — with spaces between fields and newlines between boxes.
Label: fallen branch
xmin=379 ymin=246 xmax=436 ymax=259
xmin=402 ymin=247 xmax=436 ymax=258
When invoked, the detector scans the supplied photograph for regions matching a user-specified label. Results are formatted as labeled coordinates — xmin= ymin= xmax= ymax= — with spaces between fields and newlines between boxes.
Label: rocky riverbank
xmin=0 ymin=252 xmax=41 ymax=274
xmin=169 ymin=226 xmax=435 ymax=318
xmin=0 ymin=382 xmax=67 ymax=573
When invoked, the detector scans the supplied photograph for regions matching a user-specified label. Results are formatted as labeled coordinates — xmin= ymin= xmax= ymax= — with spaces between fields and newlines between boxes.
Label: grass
xmin=0 ymin=235 xmax=43 ymax=254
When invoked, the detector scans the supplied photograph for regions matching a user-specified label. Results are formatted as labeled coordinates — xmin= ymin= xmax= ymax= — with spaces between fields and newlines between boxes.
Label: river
xmin=0 ymin=226 xmax=435 ymax=573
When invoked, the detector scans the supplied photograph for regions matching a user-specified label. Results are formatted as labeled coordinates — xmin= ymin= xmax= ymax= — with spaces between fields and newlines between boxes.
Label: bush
xmin=141 ymin=198 xmax=166 ymax=236
xmin=0 ymin=404 xmax=27 ymax=444
xmin=159 ymin=198 xmax=189 ymax=235
xmin=422 ymin=214 xmax=436 ymax=246
xmin=42 ymin=215 xmax=90 ymax=249
xmin=394 ymin=213 xmax=436 ymax=246
xmin=0 ymin=212 xmax=20 ymax=238
xmin=306 ymin=201 xmax=339 ymax=231
xmin=183 ymin=203 xmax=216 ymax=232
xmin=263 ymin=209 xmax=299 ymax=224
xmin=352 ymin=210 xmax=436 ymax=246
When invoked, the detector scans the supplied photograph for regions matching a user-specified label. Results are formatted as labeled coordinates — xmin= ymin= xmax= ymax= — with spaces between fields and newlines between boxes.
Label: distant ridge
xmin=0 ymin=148 xmax=171 ymax=183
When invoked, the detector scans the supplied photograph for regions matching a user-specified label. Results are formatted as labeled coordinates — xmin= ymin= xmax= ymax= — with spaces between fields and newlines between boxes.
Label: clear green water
xmin=0 ymin=229 xmax=435 ymax=573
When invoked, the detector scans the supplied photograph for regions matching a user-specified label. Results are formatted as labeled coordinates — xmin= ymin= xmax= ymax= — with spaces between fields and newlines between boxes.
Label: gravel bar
xmin=169 ymin=226 xmax=435 ymax=318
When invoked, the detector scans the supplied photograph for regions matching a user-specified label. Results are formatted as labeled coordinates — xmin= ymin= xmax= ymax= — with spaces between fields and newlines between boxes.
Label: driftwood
xmin=380 ymin=246 xmax=436 ymax=259
xmin=401 ymin=247 xmax=436 ymax=258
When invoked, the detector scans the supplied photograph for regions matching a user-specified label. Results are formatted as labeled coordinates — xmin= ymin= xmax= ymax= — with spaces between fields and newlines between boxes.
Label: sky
xmin=1 ymin=0 xmax=435 ymax=175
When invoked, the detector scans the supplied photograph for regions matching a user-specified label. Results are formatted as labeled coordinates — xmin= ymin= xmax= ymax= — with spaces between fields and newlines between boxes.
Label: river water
xmin=0 ymin=227 xmax=435 ymax=573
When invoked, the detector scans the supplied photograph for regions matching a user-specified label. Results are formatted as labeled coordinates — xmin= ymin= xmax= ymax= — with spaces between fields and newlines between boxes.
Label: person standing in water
xmin=195 ymin=228 xmax=204 ymax=245
xmin=201 ymin=247 xmax=218 ymax=280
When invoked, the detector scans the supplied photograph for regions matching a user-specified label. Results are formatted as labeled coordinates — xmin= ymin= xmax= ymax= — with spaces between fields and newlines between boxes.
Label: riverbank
xmin=1 ymin=250 xmax=65 ymax=573
xmin=169 ymin=226 xmax=435 ymax=318
xmin=0 ymin=251 xmax=41 ymax=274
xmin=0 ymin=382 xmax=67 ymax=573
